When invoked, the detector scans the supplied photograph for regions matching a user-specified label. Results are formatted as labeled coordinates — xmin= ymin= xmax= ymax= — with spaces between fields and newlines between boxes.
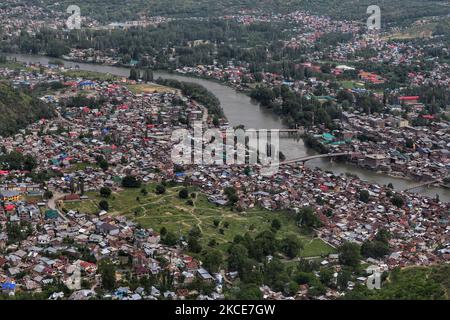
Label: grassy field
xmin=65 ymin=162 xmax=100 ymax=173
xmin=63 ymin=70 xmax=120 ymax=81
xmin=126 ymin=83 xmax=177 ymax=94
xmin=62 ymin=185 xmax=335 ymax=258
xmin=340 ymin=80 xmax=365 ymax=90
xmin=383 ymin=21 xmax=437 ymax=41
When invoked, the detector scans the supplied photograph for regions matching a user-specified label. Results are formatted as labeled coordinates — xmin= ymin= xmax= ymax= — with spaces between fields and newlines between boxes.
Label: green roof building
xmin=45 ymin=209 xmax=59 ymax=220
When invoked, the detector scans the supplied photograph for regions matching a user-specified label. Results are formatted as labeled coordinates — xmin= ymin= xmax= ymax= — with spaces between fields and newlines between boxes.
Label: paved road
xmin=47 ymin=190 xmax=70 ymax=222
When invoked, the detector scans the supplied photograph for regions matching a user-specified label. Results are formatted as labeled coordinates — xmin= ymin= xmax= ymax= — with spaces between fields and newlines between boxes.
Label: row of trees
xmin=156 ymin=78 xmax=223 ymax=118
xmin=129 ymin=68 xmax=154 ymax=82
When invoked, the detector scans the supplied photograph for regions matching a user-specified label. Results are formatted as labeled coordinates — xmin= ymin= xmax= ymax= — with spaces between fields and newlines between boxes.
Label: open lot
xmin=62 ymin=184 xmax=336 ymax=258
xmin=126 ymin=83 xmax=178 ymax=94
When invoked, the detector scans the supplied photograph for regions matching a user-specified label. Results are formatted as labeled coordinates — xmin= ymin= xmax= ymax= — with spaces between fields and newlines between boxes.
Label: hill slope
xmin=0 ymin=82 xmax=55 ymax=136
xmin=23 ymin=0 xmax=450 ymax=24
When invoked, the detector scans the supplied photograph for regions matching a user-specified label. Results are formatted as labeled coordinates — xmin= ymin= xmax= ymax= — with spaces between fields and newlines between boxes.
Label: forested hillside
xmin=22 ymin=0 xmax=450 ymax=24
xmin=346 ymin=265 xmax=450 ymax=300
xmin=0 ymin=82 xmax=55 ymax=136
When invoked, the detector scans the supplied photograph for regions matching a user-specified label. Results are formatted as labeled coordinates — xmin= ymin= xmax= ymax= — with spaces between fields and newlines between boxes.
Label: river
xmin=7 ymin=53 xmax=450 ymax=202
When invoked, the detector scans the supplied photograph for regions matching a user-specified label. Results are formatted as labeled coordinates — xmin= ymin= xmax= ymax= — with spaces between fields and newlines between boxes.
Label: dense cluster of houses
xmin=307 ymin=109 xmax=450 ymax=181
xmin=181 ymin=163 xmax=450 ymax=269
xmin=0 ymin=63 xmax=210 ymax=193
xmin=0 ymin=199 xmax=229 ymax=299
xmin=0 ymin=1 xmax=66 ymax=37
xmin=0 ymin=6 xmax=448 ymax=297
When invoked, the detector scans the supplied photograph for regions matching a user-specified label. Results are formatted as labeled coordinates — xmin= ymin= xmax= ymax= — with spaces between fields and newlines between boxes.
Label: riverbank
xmin=5 ymin=53 xmax=450 ymax=202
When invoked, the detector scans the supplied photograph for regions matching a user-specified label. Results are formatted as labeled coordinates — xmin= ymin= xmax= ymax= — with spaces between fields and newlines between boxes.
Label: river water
xmin=7 ymin=53 xmax=450 ymax=201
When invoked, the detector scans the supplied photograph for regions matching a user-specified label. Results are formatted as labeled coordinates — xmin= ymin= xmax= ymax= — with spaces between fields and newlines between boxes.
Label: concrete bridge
xmin=280 ymin=152 xmax=353 ymax=165
xmin=403 ymin=178 xmax=446 ymax=192
xmin=220 ymin=128 xmax=304 ymax=135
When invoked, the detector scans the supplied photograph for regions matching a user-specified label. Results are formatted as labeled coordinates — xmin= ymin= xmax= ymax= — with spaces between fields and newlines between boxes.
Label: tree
xmin=319 ymin=267 xmax=335 ymax=287
xmin=271 ymin=219 xmax=281 ymax=231
xmin=160 ymin=227 xmax=167 ymax=237
xmin=338 ymin=242 xmax=362 ymax=267
xmin=375 ymin=229 xmax=391 ymax=243
xmin=99 ymin=200 xmax=109 ymax=211
xmin=224 ymin=186 xmax=239 ymax=205
xmin=155 ymin=184 xmax=166 ymax=195
xmin=298 ymin=258 xmax=319 ymax=273
xmin=188 ymin=236 xmax=202 ymax=253
xmin=142 ymin=69 xmax=154 ymax=82
xmin=359 ymin=190 xmax=370 ymax=203
xmin=202 ymin=249 xmax=223 ymax=273
xmin=129 ymin=67 xmax=139 ymax=81
xmin=161 ymin=231 xmax=178 ymax=246
xmin=208 ymin=239 xmax=217 ymax=247
xmin=122 ymin=176 xmax=141 ymax=188
xmin=224 ymin=186 xmax=237 ymax=198
xmin=178 ymin=188 xmax=189 ymax=199
xmin=228 ymin=244 xmax=248 ymax=271
xmin=361 ymin=228 xmax=391 ymax=258
xmin=99 ymin=260 xmax=116 ymax=291
xmin=235 ymin=284 xmax=263 ymax=300
xmin=361 ymin=240 xmax=390 ymax=259
xmin=23 ymin=155 xmax=37 ymax=171
xmin=100 ymin=187 xmax=112 ymax=198
xmin=297 ymin=207 xmax=322 ymax=230
xmin=254 ymin=230 xmax=277 ymax=259
xmin=391 ymin=195 xmax=404 ymax=208
xmin=281 ymin=235 xmax=303 ymax=259
xmin=43 ymin=190 xmax=53 ymax=200
xmin=337 ymin=269 xmax=352 ymax=290
xmin=79 ymin=179 xmax=85 ymax=195
xmin=263 ymin=258 xmax=289 ymax=292
xmin=97 ymin=157 xmax=109 ymax=171
xmin=189 ymin=226 xmax=202 ymax=239
xmin=228 ymin=194 xmax=239 ymax=205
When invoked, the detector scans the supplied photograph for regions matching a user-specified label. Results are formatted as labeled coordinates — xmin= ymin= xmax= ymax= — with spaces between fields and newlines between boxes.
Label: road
xmin=47 ymin=190 xmax=70 ymax=222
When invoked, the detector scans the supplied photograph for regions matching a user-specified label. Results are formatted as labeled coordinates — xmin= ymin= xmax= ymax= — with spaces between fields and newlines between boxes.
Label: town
xmin=0 ymin=0 xmax=448 ymax=302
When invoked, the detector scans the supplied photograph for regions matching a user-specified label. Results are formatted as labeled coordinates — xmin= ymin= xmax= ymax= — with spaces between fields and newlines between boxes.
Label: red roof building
xmin=399 ymin=96 xmax=420 ymax=101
